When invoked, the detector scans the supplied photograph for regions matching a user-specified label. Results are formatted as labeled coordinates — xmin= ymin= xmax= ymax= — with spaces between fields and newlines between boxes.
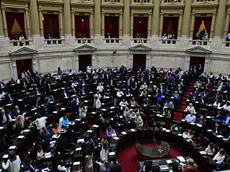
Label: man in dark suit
xmin=109 ymin=160 xmax=122 ymax=172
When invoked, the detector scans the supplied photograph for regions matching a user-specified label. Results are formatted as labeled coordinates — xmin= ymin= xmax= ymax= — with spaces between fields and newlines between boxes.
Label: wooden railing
xmin=9 ymin=40 xmax=33 ymax=47
xmin=75 ymin=38 xmax=94 ymax=44
xmin=222 ymin=41 xmax=230 ymax=48
xmin=44 ymin=39 xmax=65 ymax=46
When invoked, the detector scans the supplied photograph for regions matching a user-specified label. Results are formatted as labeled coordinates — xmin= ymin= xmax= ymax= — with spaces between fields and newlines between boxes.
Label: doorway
xmin=189 ymin=56 xmax=205 ymax=72
xmin=16 ymin=59 xmax=32 ymax=78
xmin=79 ymin=55 xmax=92 ymax=71
xmin=133 ymin=54 xmax=146 ymax=70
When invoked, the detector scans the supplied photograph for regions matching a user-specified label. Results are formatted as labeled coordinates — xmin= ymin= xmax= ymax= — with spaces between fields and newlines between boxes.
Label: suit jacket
xmin=223 ymin=115 xmax=230 ymax=125
xmin=109 ymin=163 xmax=122 ymax=172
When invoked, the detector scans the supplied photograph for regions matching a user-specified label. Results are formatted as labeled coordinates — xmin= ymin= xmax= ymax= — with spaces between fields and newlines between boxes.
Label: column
xmin=210 ymin=13 xmax=216 ymax=38
xmin=130 ymin=12 xmax=134 ymax=37
xmin=90 ymin=12 xmax=94 ymax=38
xmin=71 ymin=11 xmax=75 ymax=36
xmin=25 ymin=8 xmax=31 ymax=38
xmin=59 ymin=11 xmax=64 ymax=37
xmin=147 ymin=14 xmax=152 ymax=38
xmin=181 ymin=0 xmax=192 ymax=38
xmin=214 ymin=0 xmax=227 ymax=38
xmin=189 ymin=13 xmax=195 ymax=38
xmin=123 ymin=0 xmax=130 ymax=36
xmin=29 ymin=0 xmax=40 ymax=36
xmin=94 ymin=0 xmax=101 ymax=36
xmin=224 ymin=13 xmax=230 ymax=37
xmin=12 ymin=61 xmax=18 ymax=79
xmin=1 ymin=7 xmax=8 ymax=37
xmin=159 ymin=13 xmax=163 ymax=38
xmin=151 ymin=0 xmax=160 ymax=37
xmin=63 ymin=0 xmax=71 ymax=36
xmin=0 ymin=6 xmax=4 ymax=37
xmin=101 ymin=12 xmax=105 ymax=37
xmin=177 ymin=13 xmax=183 ymax=38
xmin=118 ymin=13 xmax=122 ymax=37
xmin=39 ymin=10 xmax=44 ymax=37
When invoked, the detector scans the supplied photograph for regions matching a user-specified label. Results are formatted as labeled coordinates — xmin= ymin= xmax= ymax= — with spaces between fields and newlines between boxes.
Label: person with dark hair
xmin=23 ymin=157 xmax=37 ymax=172
xmin=109 ymin=159 xmax=121 ymax=172
xmin=2 ymin=152 xmax=21 ymax=172
xmin=139 ymin=165 xmax=151 ymax=172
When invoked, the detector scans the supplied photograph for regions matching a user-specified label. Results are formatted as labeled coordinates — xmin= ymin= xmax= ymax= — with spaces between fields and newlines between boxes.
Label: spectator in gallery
xmin=46 ymin=33 xmax=52 ymax=39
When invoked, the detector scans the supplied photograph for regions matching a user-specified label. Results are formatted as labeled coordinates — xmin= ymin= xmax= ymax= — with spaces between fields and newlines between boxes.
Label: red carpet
xmin=118 ymin=143 xmax=183 ymax=172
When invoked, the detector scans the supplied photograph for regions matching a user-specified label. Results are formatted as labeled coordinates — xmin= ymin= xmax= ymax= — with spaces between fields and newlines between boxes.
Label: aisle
xmin=173 ymin=81 xmax=195 ymax=122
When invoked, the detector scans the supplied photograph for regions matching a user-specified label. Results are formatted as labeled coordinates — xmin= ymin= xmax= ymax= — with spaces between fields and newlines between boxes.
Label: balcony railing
xmin=160 ymin=39 xmax=179 ymax=45
xmin=131 ymin=0 xmax=153 ymax=5
xmin=192 ymin=0 xmax=218 ymax=7
xmin=104 ymin=0 xmax=121 ymax=2
xmin=9 ymin=40 xmax=33 ymax=47
xmin=103 ymin=38 xmax=122 ymax=44
xmin=44 ymin=39 xmax=65 ymax=46
xmin=161 ymin=0 xmax=184 ymax=6
xmin=76 ymin=38 xmax=94 ymax=44
xmin=102 ymin=0 xmax=124 ymax=7
xmin=222 ymin=41 xmax=230 ymax=48
xmin=162 ymin=0 xmax=182 ymax=3
xmin=132 ymin=38 xmax=149 ymax=44
xmin=189 ymin=40 xmax=210 ymax=46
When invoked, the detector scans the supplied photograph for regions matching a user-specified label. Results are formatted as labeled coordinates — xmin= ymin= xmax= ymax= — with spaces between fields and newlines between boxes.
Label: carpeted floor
xmin=118 ymin=143 xmax=183 ymax=172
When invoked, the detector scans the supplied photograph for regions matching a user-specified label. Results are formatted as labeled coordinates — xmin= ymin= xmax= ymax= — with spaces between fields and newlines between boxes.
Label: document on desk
xmin=177 ymin=156 xmax=186 ymax=162
xmin=159 ymin=165 xmax=169 ymax=170
xmin=44 ymin=152 xmax=52 ymax=158
xmin=166 ymin=160 xmax=173 ymax=164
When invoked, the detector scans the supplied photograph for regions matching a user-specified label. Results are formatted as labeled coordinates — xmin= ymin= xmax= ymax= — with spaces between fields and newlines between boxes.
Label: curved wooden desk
xmin=135 ymin=141 xmax=170 ymax=159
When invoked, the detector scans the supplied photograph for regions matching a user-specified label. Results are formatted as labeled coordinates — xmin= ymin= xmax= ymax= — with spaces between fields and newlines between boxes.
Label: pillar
xmin=101 ymin=12 xmax=105 ymax=37
xmin=210 ymin=13 xmax=216 ymax=38
xmin=152 ymin=0 xmax=160 ymax=37
xmin=29 ymin=0 xmax=40 ymax=36
xmin=59 ymin=11 xmax=63 ymax=37
xmin=147 ymin=14 xmax=152 ymax=38
xmin=190 ymin=13 xmax=195 ymax=38
xmin=72 ymin=11 xmax=75 ymax=36
xmin=90 ymin=11 xmax=94 ymax=38
xmin=39 ymin=10 xmax=44 ymax=37
xmin=130 ymin=12 xmax=134 ymax=37
xmin=123 ymin=0 xmax=130 ymax=36
xmin=214 ymin=0 xmax=227 ymax=38
xmin=181 ymin=0 xmax=192 ymax=38
xmin=0 ymin=6 xmax=4 ymax=37
xmin=119 ymin=13 xmax=123 ymax=37
xmin=224 ymin=13 xmax=230 ymax=37
xmin=159 ymin=13 xmax=163 ymax=38
xmin=177 ymin=13 xmax=183 ymax=38
xmin=63 ymin=0 xmax=71 ymax=36
xmin=25 ymin=8 xmax=31 ymax=37
xmin=1 ymin=7 xmax=8 ymax=37
xmin=94 ymin=0 xmax=101 ymax=36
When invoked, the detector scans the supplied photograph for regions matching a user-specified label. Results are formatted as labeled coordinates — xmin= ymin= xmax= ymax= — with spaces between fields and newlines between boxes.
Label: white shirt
xmin=226 ymin=33 xmax=230 ymax=39
xmin=116 ymin=91 xmax=124 ymax=97
xmin=79 ymin=108 xmax=87 ymax=119
xmin=119 ymin=101 xmax=128 ymax=107
xmin=95 ymin=99 xmax=101 ymax=109
xmin=34 ymin=117 xmax=47 ymax=131
xmin=135 ymin=116 xmax=143 ymax=127
xmin=58 ymin=165 xmax=70 ymax=172
xmin=2 ymin=155 xmax=21 ymax=172
xmin=213 ymin=152 xmax=225 ymax=164
xmin=97 ymin=85 xmax=104 ymax=92
xmin=100 ymin=148 xmax=108 ymax=162
xmin=184 ymin=106 xmax=196 ymax=114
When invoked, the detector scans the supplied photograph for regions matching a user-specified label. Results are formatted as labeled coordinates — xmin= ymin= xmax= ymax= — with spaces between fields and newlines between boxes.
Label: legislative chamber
xmin=1 ymin=0 xmax=230 ymax=172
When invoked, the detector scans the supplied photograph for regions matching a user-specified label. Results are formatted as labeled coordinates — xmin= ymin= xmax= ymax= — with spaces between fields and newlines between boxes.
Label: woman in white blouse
xmin=2 ymin=152 xmax=21 ymax=172
xmin=135 ymin=112 xmax=143 ymax=129
xmin=100 ymin=145 xmax=108 ymax=162
xmin=213 ymin=149 xmax=225 ymax=164
xmin=184 ymin=103 xmax=196 ymax=114
xmin=205 ymin=143 xmax=215 ymax=155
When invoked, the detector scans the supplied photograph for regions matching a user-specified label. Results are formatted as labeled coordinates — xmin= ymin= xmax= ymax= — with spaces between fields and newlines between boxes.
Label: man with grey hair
xmin=182 ymin=158 xmax=198 ymax=172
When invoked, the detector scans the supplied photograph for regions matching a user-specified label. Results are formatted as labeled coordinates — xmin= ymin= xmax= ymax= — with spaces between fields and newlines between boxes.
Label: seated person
xmin=171 ymin=123 xmax=182 ymax=134
xmin=119 ymin=99 xmax=129 ymax=111
xmin=105 ymin=126 xmax=116 ymax=138
xmin=52 ymin=123 xmax=60 ymax=134
xmin=163 ymin=100 xmax=174 ymax=110
xmin=116 ymin=89 xmax=124 ymax=98
xmin=100 ymin=144 xmax=109 ymax=162
xmin=184 ymin=103 xmax=196 ymax=114
xmin=139 ymin=165 xmax=151 ymax=172
xmin=196 ymin=114 xmax=206 ymax=125
xmin=172 ymin=91 xmax=180 ymax=100
xmin=182 ymin=130 xmax=194 ymax=140
xmin=23 ymin=157 xmax=38 ymax=172
xmin=182 ymin=158 xmax=198 ymax=172
xmin=221 ymin=102 xmax=230 ymax=111
xmin=140 ymin=82 xmax=148 ymax=91
xmin=222 ymin=113 xmax=230 ymax=126
xmin=185 ymin=112 xmax=196 ymax=124
xmin=58 ymin=160 xmax=70 ymax=172
xmin=59 ymin=113 xmax=70 ymax=129
xmin=129 ymin=109 xmax=136 ymax=121
xmin=213 ymin=148 xmax=225 ymax=165
xmin=79 ymin=105 xmax=87 ymax=119
xmin=95 ymin=96 xmax=102 ymax=109
xmin=37 ymin=145 xmax=44 ymax=161
xmin=213 ymin=122 xmax=222 ymax=135
xmin=123 ymin=107 xmax=130 ymax=122
xmin=97 ymin=83 xmax=104 ymax=92
xmin=41 ymin=127 xmax=52 ymax=139
xmin=101 ymin=136 xmax=109 ymax=147
xmin=205 ymin=143 xmax=216 ymax=156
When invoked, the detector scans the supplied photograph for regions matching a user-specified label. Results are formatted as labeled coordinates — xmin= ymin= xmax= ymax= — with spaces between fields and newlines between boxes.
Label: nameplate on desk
xmin=75 ymin=147 xmax=82 ymax=151
xmin=22 ymin=129 xmax=30 ymax=133
xmin=0 ymin=126 xmax=4 ymax=130
xmin=196 ymin=124 xmax=202 ymax=127
xmin=181 ymin=119 xmax=185 ymax=122
xmin=92 ymin=125 xmax=99 ymax=128
xmin=166 ymin=160 xmax=173 ymax=164
xmin=41 ymin=168 xmax=49 ymax=172
xmin=178 ymin=134 xmax=182 ymax=137
xmin=119 ymin=116 xmax=123 ymax=118
xmin=162 ymin=128 xmax=166 ymax=131
xmin=200 ymin=151 xmax=207 ymax=155
xmin=109 ymin=152 xmax=116 ymax=156
xmin=160 ymin=165 xmax=169 ymax=170
xmin=130 ymin=129 xmax=136 ymax=132
xmin=73 ymin=161 xmax=80 ymax=165
xmin=207 ymin=129 xmax=212 ymax=132
xmin=9 ymin=146 xmax=16 ymax=150
xmin=50 ymin=141 xmax=56 ymax=145
xmin=17 ymin=135 xmax=25 ymax=139
xmin=177 ymin=156 xmax=186 ymax=162
xmin=113 ymin=137 xmax=119 ymax=140
xmin=121 ymin=131 xmax=127 ymax=135
xmin=75 ymin=119 xmax=81 ymax=122
xmin=165 ymin=130 xmax=170 ymax=133
xmin=206 ymin=116 xmax=211 ymax=119
xmin=190 ymin=122 xmax=195 ymax=125
xmin=3 ymin=154 xmax=9 ymax=159
xmin=52 ymin=134 xmax=60 ymax=139
xmin=53 ymin=111 xmax=58 ymax=114
xmin=61 ymin=108 xmax=65 ymax=111
xmin=77 ymin=139 xmax=85 ymax=143
xmin=87 ymin=130 xmax=93 ymax=133
xmin=44 ymin=152 xmax=52 ymax=158
xmin=156 ymin=114 xmax=163 ymax=117
xmin=216 ymin=135 xmax=224 ymax=138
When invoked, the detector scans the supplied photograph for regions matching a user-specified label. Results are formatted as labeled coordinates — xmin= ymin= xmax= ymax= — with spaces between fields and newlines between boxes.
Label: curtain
xmin=6 ymin=12 xmax=25 ymax=40
xmin=16 ymin=59 xmax=32 ymax=78
xmin=193 ymin=17 xmax=212 ymax=39
xmin=79 ymin=55 xmax=91 ymax=71
xmin=104 ymin=16 xmax=119 ymax=38
xmin=162 ymin=17 xmax=179 ymax=38
xmin=190 ymin=57 xmax=205 ymax=68
xmin=133 ymin=17 xmax=148 ymax=38
xmin=75 ymin=15 xmax=90 ymax=38
xmin=43 ymin=14 xmax=60 ymax=38
xmin=133 ymin=54 xmax=146 ymax=70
